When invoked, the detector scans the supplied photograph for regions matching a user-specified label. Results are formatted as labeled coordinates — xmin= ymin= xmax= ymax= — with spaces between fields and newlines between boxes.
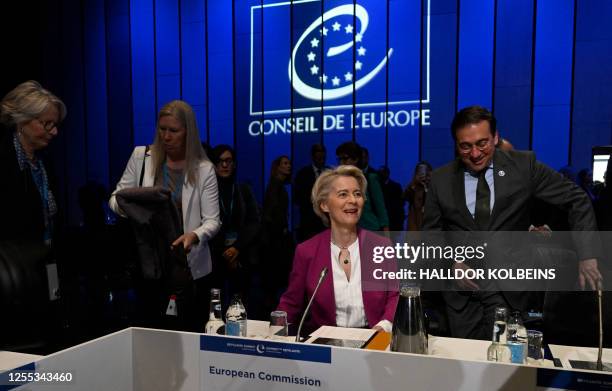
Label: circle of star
xmin=304 ymin=20 xmax=368 ymax=87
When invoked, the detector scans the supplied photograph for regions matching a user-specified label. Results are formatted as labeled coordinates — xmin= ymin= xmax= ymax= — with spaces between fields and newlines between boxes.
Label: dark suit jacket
xmin=422 ymin=150 xmax=598 ymax=309
xmin=210 ymin=180 xmax=261 ymax=268
xmin=0 ymin=125 xmax=48 ymax=241
xmin=294 ymin=165 xmax=327 ymax=242
xmin=262 ymin=177 xmax=294 ymax=280
xmin=381 ymin=178 xmax=405 ymax=231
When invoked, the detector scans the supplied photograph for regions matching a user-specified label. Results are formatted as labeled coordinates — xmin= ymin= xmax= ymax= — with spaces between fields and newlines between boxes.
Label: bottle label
xmin=205 ymin=321 xmax=224 ymax=335
xmin=166 ymin=297 xmax=177 ymax=316
xmin=508 ymin=342 xmax=525 ymax=364
xmin=226 ymin=321 xmax=240 ymax=336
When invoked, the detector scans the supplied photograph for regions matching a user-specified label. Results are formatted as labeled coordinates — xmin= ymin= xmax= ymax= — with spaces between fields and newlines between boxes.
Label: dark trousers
xmin=446 ymin=290 xmax=510 ymax=340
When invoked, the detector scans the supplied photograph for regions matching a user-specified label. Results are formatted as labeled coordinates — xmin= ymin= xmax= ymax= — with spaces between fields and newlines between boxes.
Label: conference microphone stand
xmin=596 ymin=286 xmax=603 ymax=371
xmin=584 ymin=281 xmax=607 ymax=371
xmin=295 ymin=267 xmax=329 ymax=342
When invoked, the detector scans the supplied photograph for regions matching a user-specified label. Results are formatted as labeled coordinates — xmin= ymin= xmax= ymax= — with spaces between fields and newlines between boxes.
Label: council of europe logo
xmin=290 ymin=4 xmax=392 ymax=101
xmin=249 ymin=0 xmax=430 ymax=116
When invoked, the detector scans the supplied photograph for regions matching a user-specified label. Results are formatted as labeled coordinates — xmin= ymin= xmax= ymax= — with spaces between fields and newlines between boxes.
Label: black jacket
xmin=293 ymin=165 xmax=326 ymax=242
xmin=0 ymin=124 xmax=47 ymax=241
xmin=210 ymin=179 xmax=261 ymax=266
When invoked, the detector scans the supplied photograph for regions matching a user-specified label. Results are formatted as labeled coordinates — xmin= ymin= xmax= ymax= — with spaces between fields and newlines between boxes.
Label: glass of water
xmin=526 ymin=330 xmax=544 ymax=365
xmin=269 ymin=310 xmax=288 ymax=339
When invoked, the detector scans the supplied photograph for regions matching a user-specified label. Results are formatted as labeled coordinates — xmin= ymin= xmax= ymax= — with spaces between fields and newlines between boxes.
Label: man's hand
xmin=454 ymin=262 xmax=480 ymax=291
xmin=223 ymin=247 xmax=240 ymax=269
xmin=172 ymin=232 xmax=200 ymax=253
xmin=578 ymin=258 xmax=603 ymax=290
xmin=528 ymin=224 xmax=552 ymax=237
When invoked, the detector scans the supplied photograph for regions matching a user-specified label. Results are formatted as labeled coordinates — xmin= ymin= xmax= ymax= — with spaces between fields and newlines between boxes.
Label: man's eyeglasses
xmin=457 ymin=138 xmax=493 ymax=154
xmin=37 ymin=119 xmax=58 ymax=132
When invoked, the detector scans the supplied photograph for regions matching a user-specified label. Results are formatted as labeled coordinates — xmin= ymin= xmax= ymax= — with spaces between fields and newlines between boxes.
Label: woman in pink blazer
xmin=277 ymin=165 xmax=398 ymax=332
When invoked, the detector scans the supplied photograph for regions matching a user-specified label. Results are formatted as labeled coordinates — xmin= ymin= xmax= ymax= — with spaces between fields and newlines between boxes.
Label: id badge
xmin=224 ymin=231 xmax=238 ymax=246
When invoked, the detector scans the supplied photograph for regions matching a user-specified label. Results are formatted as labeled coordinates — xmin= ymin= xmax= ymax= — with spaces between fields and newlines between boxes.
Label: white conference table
xmin=1 ymin=321 xmax=606 ymax=375
xmin=1 ymin=325 xmax=610 ymax=391
xmin=245 ymin=319 xmax=563 ymax=367
xmin=0 ymin=351 xmax=43 ymax=372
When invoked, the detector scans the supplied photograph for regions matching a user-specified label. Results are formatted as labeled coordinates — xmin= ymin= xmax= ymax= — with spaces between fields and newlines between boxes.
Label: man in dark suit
xmin=361 ymin=147 xmax=377 ymax=177
xmin=379 ymin=165 xmax=405 ymax=231
xmin=294 ymin=144 xmax=329 ymax=242
xmin=423 ymin=105 xmax=602 ymax=339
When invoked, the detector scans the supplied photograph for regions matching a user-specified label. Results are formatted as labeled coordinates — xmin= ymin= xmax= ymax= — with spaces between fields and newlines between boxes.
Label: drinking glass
xmin=269 ymin=310 xmax=288 ymax=338
xmin=527 ymin=330 xmax=544 ymax=364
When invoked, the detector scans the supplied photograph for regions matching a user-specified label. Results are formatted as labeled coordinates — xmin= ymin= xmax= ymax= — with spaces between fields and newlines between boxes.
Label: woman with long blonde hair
xmin=110 ymin=100 xmax=220 ymax=330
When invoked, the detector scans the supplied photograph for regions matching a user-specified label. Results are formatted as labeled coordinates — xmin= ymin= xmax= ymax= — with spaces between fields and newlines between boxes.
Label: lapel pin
xmin=498 ymin=170 xmax=506 ymax=177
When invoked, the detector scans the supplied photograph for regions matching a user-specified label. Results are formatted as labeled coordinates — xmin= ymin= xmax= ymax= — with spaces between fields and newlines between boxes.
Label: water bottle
xmin=391 ymin=285 xmax=428 ymax=354
xmin=204 ymin=288 xmax=225 ymax=334
xmin=225 ymin=294 xmax=247 ymax=337
xmin=507 ymin=311 xmax=527 ymax=363
xmin=487 ymin=307 xmax=511 ymax=362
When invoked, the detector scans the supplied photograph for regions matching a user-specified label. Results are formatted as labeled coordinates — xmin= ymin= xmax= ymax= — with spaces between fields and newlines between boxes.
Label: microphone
xmin=295 ymin=267 xmax=329 ymax=342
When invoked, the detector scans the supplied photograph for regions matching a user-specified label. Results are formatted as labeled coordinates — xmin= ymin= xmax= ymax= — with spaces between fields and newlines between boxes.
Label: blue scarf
xmin=13 ymin=133 xmax=57 ymax=244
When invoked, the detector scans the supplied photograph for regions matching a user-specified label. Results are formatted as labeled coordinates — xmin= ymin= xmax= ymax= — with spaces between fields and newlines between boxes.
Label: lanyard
xmin=220 ymin=183 xmax=235 ymax=219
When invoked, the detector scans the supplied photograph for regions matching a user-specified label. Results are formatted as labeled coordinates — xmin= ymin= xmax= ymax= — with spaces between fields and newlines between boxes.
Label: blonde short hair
xmin=0 ymin=80 xmax=67 ymax=127
xmin=311 ymin=165 xmax=367 ymax=226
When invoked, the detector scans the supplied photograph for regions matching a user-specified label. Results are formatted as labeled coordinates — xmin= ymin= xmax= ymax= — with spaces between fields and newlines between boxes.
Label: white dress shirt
xmin=330 ymin=239 xmax=392 ymax=332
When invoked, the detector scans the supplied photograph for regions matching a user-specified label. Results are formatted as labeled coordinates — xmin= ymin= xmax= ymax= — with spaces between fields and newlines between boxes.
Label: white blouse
xmin=330 ymin=239 xmax=392 ymax=333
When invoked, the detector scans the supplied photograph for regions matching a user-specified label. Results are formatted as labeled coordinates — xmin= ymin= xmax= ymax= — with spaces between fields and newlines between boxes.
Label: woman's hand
xmin=172 ymin=232 xmax=200 ymax=253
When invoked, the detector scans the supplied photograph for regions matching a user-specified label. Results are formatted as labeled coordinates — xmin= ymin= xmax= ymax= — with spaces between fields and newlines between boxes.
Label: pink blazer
xmin=277 ymin=229 xmax=399 ymax=329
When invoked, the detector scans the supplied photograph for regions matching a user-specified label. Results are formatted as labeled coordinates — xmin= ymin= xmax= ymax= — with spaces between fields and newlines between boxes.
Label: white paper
xmin=549 ymin=344 xmax=612 ymax=369
xmin=305 ymin=326 xmax=376 ymax=343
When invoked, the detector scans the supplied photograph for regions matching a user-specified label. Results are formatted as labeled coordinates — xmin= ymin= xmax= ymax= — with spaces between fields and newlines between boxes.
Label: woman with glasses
xmin=109 ymin=100 xmax=220 ymax=331
xmin=0 ymin=81 xmax=66 ymax=245
xmin=209 ymin=144 xmax=261 ymax=309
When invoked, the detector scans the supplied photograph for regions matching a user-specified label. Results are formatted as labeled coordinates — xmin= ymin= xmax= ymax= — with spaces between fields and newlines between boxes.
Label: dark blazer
xmin=261 ymin=176 xmax=294 ymax=282
xmin=422 ymin=150 xmax=598 ymax=309
xmin=263 ymin=176 xmax=289 ymax=234
xmin=210 ymin=180 xmax=261 ymax=267
xmin=115 ymin=187 xmax=187 ymax=280
xmin=0 ymin=125 xmax=47 ymax=241
xmin=381 ymin=178 xmax=405 ymax=231
xmin=294 ymin=165 xmax=327 ymax=242
xmin=277 ymin=229 xmax=399 ymax=329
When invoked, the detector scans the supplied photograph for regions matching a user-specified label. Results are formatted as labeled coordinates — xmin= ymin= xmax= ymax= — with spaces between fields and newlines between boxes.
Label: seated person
xmin=277 ymin=165 xmax=398 ymax=332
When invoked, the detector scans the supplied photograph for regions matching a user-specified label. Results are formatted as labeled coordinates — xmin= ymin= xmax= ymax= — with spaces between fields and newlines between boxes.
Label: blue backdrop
xmin=38 ymin=0 xmax=612 ymax=226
